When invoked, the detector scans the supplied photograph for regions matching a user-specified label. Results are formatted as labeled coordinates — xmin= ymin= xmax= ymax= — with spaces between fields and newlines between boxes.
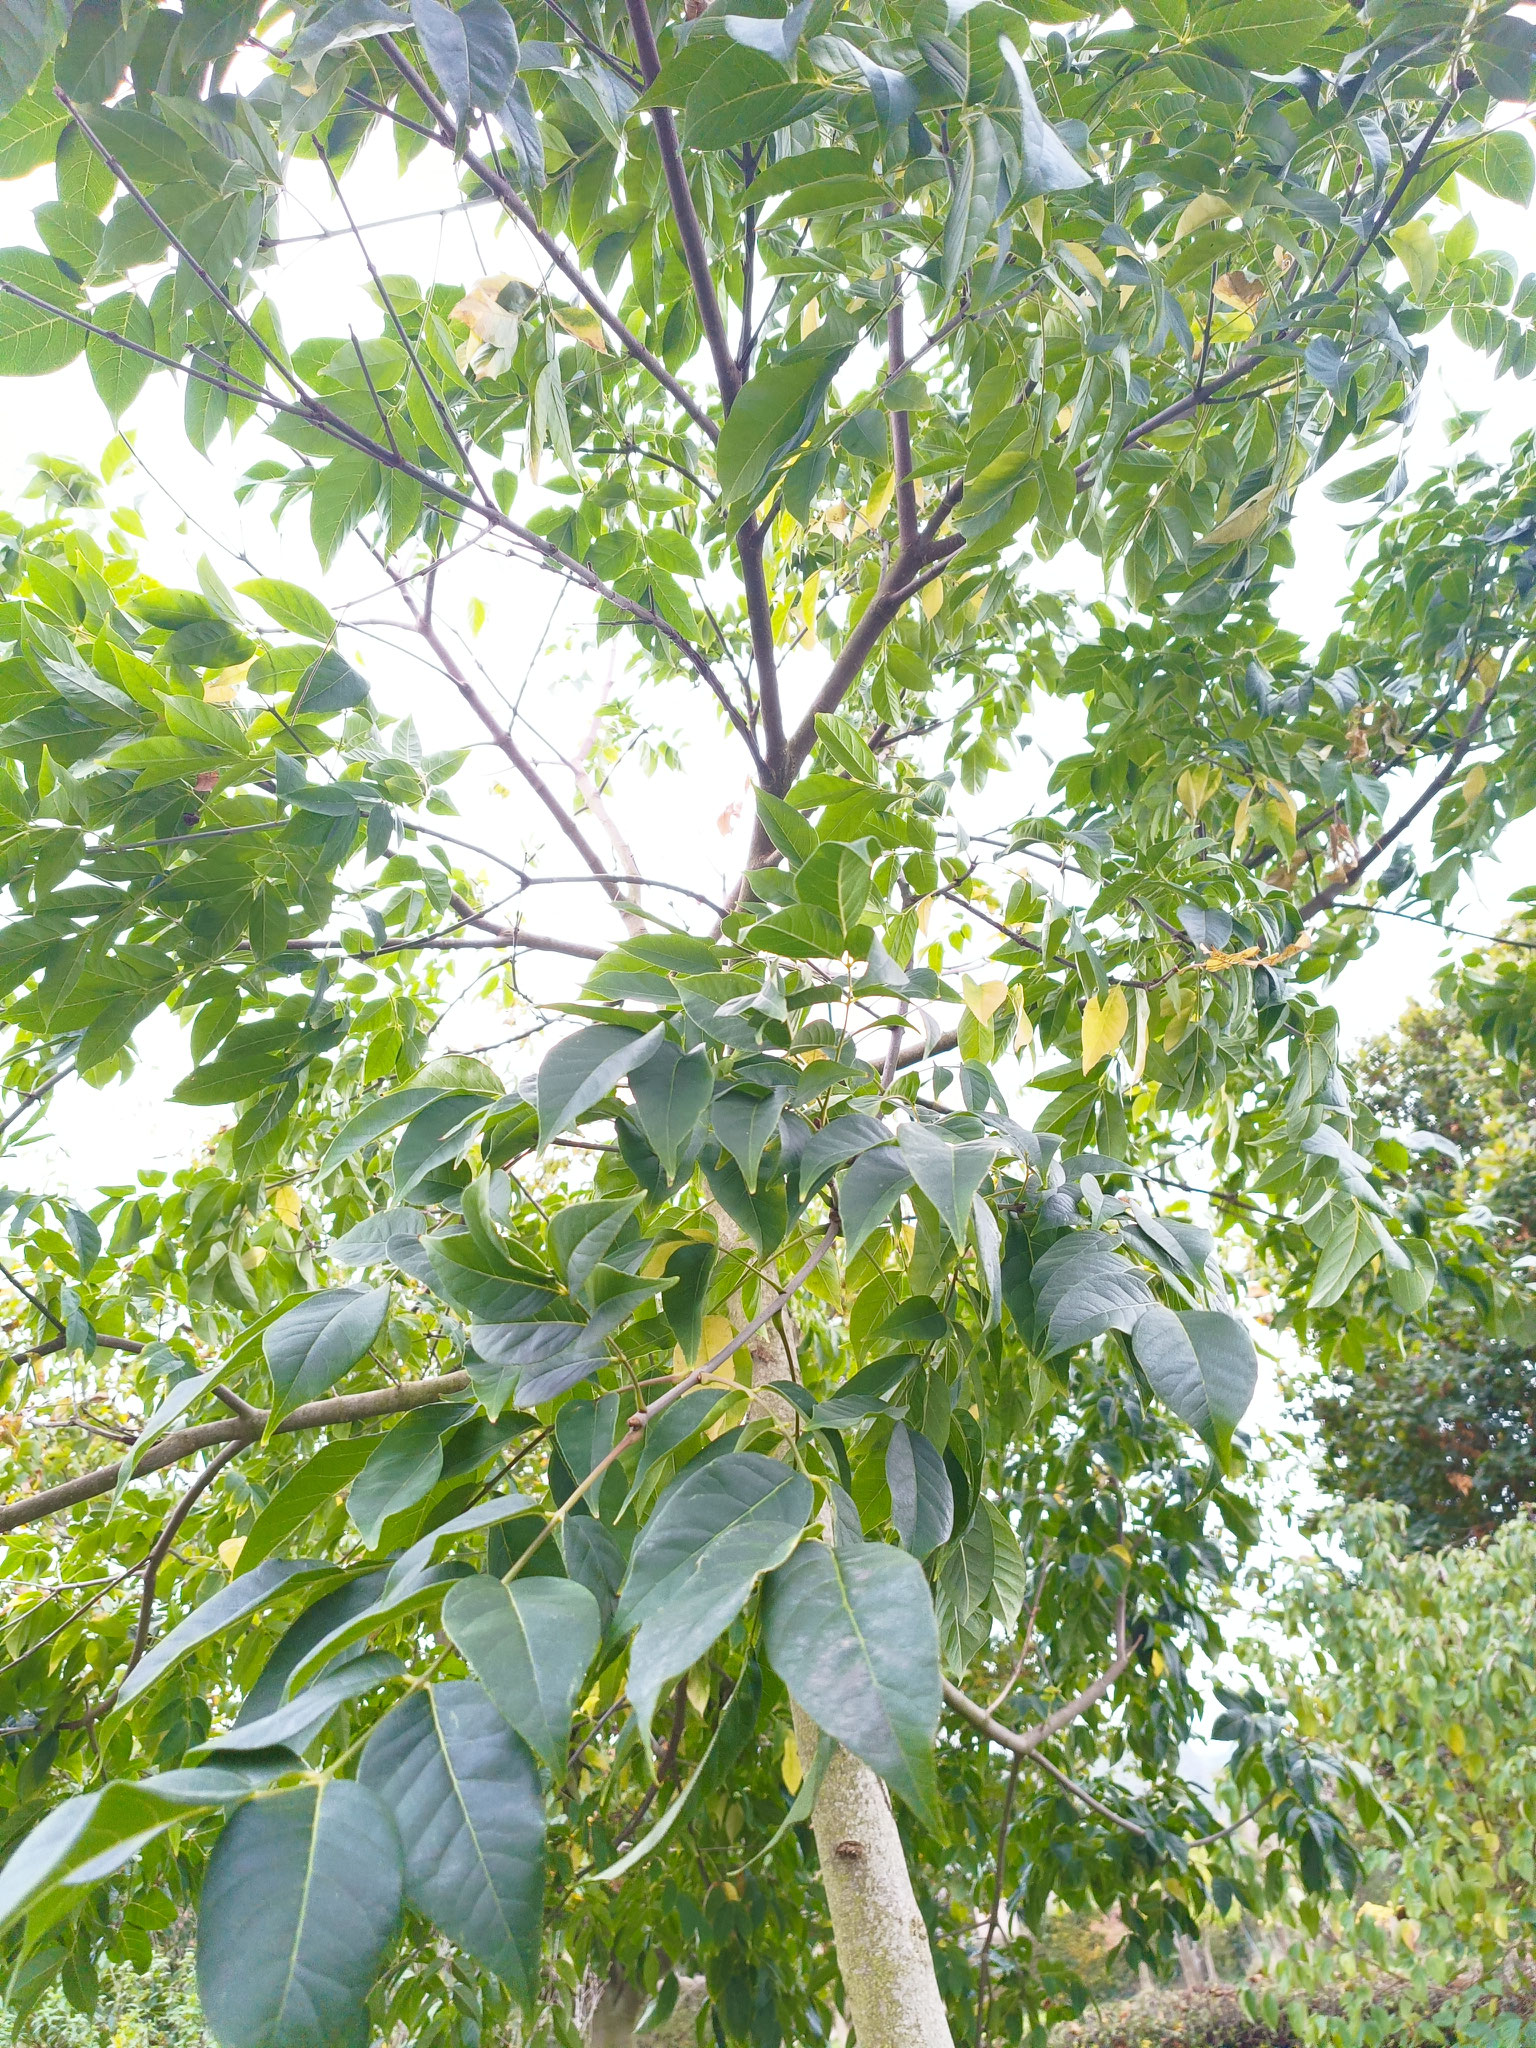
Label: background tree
xmin=1254 ymin=1504 xmax=1536 ymax=2042
xmin=0 ymin=2 xmax=1532 ymax=2046
xmin=1303 ymin=945 xmax=1536 ymax=1547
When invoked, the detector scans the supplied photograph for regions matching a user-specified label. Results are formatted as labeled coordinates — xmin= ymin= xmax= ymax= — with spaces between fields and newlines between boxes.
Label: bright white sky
xmin=1 ymin=121 xmax=1534 ymax=1225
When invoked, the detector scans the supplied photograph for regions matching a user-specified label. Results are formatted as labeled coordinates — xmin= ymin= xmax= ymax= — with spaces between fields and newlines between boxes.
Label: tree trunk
xmin=791 ymin=1703 xmax=955 ymax=2048
xmin=718 ymin=1214 xmax=955 ymax=2048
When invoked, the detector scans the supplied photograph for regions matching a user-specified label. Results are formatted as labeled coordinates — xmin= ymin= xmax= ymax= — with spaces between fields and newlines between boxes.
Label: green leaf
xmin=942 ymin=116 xmax=1006 ymax=295
xmin=85 ymin=292 xmax=154 ymax=417
xmin=1458 ymin=131 xmax=1535 ymax=207
xmin=309 ymin=451 xmax=382 ymax=569
xmin=715 ymin=343 xmax=850 ymax=517
xmin=0 ymin=246 xmax=83 ymax=375
xmin=536 ymin=1021 xmax=665 ymax=1147
xmin=441 ymin=1574 xmax=600 ymax=1772
xmin=1189 ymin=0 xmax=1342 ymax=65
xmin=1309 ymin=1204 xmax=1382 ymax=1307
xmin=886 ymin=1423 xmax=954 ymax=1559
xmin=895 ymin=1125 xmax=997 ymax=1246
xmin=0 ymin=89 xmax=66 ymax=176
xmin=628 ymin=1039 xmax=712 ymax=1179
xmin=283 ymin=1567 xmax=468 ymax=1696
xmin=998 ymin=39 xmax=1090 ymax=202
xmin=682 ymin=44 xmax=810 ymax=150
xmin=1035 ymin=1239 xmax=1155 ymax=1355
xmin=0 ymin=1775 xmax=258 ymax=1942
xmin=347 ymin=1401 xmax=471 ymax=1548
xmin=199 ymin=1651 xmax=403 ymax=1755
xmin=1131 ymin=1306 xmax=1258 ymax=1460
xmin=197 ymin=1781 xmax=402 ymax=2048
xmin=616 ymin=1452 xmax=813 ymax=1733
xmin=359 ymin=1682 xmax=544 ymax=2004
xmin=0 ymin=11 xmax=68 ymax=120
xmin=623 ymin=1387 xmax=731 ymax=1508
xmin=116 ymin=1559 xmax=333 ymax=1709
xmin=744 ymin=147 xmax=867 ymax=204
xmin=709 ymin=1087 xmax=788 ymax=1193
xmin=238 ymin=1439 xmax=379 ymax=1572
xmin=262 ymin=1285 xmax=391 ymax=1418
xmin=796 ymin=843 xmax=871 ymax=935
xmin=238 ymin=577 xmax=338 ymax=641
xmin=753 ymin=788 xmax=817 ymax=864
xmin=838 ymin=1144 xmax=911 ymax=1258
xmin=1386 ymin=1239 xmax=1436 ymax=1315
xmin=762 ymin=1538 xmax=940 ymax=1822
xmin=1388 ymin=218 xmax=1437 ymax=302
xmin=658 ymin=1242 xmax=716 ymax=1364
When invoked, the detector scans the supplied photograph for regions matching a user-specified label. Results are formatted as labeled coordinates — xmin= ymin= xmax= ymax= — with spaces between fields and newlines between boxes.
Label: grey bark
xmin=716 ymin=1210 xmax=956 ymax=2048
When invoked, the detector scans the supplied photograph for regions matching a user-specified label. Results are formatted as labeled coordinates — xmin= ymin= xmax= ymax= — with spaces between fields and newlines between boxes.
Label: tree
xmin=1254 ymin=1503 xmax=1536 ymax=2038
xmin=1304 ymin=966 xmax=1536 ymax=1547
xmin=0 ymin=2 xmax=1534 ymax=2044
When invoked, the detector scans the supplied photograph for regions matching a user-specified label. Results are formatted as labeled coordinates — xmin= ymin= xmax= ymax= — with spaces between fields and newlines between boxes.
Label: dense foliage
xmin=1307 ymin=970 xmax=1536 ymax=1546
xmin=1255 ymin=1506 xmax=1536 ymax=2046
xmin=0 ymin=0 xmax=1532 ymax=2044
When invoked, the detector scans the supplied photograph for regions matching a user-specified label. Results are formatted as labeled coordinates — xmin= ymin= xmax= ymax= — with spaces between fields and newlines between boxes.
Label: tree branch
xmin=887 ymin=267 xmax=919 ymax=560
xmin=121 ymin=1442 xmax=243 ymax=1684
xmin=0 ymin=1373 xmax=473 ymax=1535
xmin=620 ymin=0 xmax=740 ymax=411
xmin=1298 ymin=682 xmax=1498 ymax=921
xmin=368 ymin=40 xmax=718 ymax=442
xmin=942 ymin=1678 xmax=1151 ymax=1839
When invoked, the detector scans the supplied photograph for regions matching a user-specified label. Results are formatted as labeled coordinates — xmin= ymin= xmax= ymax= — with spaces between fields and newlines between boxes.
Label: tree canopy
xmin=1306 ymin=961 xmax=1536 ymax=1546
xmin=0 ymin=1 xmax=1534 ymax=2044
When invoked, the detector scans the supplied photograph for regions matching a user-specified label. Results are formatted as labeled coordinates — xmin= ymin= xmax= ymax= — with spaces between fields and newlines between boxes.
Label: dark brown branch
xmin=1298 ymin=683 xmax=1498 ymax=921
xmin=121 ymin=1442 xmax=243 ymax=1684
xmin=1079 ymin=88 xmax=1461 ymax=482
xmin=620 ymin=0 xmax=740 ymax=411
xmin=369 ymin=39 xmax=717 ymax=442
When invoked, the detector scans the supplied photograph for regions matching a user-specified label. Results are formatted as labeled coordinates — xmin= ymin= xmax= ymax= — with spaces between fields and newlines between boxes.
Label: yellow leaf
xmin=1177 ymin=763 xmax=1223 ymax=819
xmin=687 ymin=1664 xmax=711 ymax=1715
xmin=1231 ymin=786 xmax=1253 ymax=852
xmin=962 ymin=975 xmax=1008 ymax=1023
xmin=204 ymin=658 xmax=251 ymax=705
xmin=1009 ymin=985 xmax=1033 ymax=1051
xmin=1022 ymin=197 xmax=1046 ymax=244
xmin=801 ymin=570 xmax=820 ymax=640
xmin=860 ymin=471 xmax=895 ymax=533
xmin=1081 ymin=984 xmax=1129 ymax=1072
xmin=920 ymin=576 xmax=944 ymax=620
xmin=1447 ymin=1722 xmax=1466 ymax=1756
xmin=1173 ymin=191 xmax=1232 ymax=240
xmin=781 ymin=1729 xmax=803 ymax=1795
xmin=272 ymin=1184 xmax=302 ymax=1228
xmin=1058 ymin=240 xmax=1107 ymax=286
xmin=218 ymin=1537 xmax=245 ymax=1572
xmin=1129 ymin=987 xmax=1150 ymax=1085
xmin=1201 ymin=482 xmax=1280 ymax=548
xmin=1212 ymin=269 xmax=1265 ymax=311
xmin=1262 ymin=780 xmax=1298 ymax=838
xmin=1388 ymin=217 xmax=1438 ymax=302
xmin=551 ymin=303 xmax=608 ymax=352
xmin=1462 ymin=763 xmax=1488 ymax=807
xmin=800 ymin=296 xmax=820 ymax=339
